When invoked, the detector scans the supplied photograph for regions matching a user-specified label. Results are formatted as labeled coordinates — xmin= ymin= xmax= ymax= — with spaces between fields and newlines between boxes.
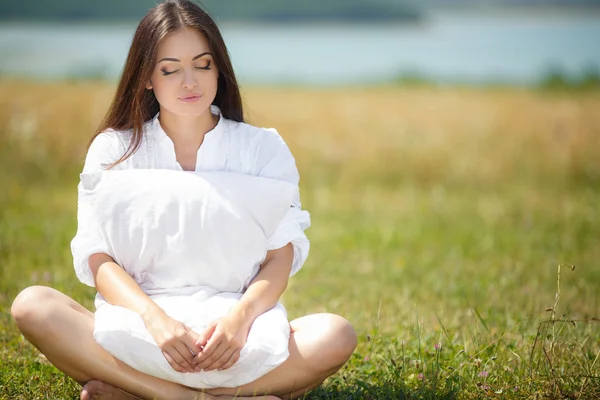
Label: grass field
xmin=1 ymin=81 xmax=599 ymax=399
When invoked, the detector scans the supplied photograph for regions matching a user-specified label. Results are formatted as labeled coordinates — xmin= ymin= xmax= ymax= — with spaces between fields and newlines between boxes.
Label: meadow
xmin=0 ymin=80 xmax=599 ymax=399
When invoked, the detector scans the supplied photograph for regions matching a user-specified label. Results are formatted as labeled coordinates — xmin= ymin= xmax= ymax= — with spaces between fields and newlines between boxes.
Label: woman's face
xmin=148 ymin=27 xmax=219 ymax=117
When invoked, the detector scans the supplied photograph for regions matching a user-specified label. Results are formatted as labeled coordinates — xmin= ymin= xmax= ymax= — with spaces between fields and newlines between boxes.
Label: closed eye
xmin=195 ymin=60 xmax=212 ymax=71
xmin=160 ymin=68 xmax=179 ymax=76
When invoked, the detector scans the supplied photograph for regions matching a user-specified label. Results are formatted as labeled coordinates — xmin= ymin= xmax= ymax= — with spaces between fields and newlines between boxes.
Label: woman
xmin=10 ymin=1 xmax=357 ymax=399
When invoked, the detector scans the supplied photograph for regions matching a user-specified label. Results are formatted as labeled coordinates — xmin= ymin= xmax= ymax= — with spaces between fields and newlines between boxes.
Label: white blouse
xmin=70 ymin=105 xmax=311 ymax=288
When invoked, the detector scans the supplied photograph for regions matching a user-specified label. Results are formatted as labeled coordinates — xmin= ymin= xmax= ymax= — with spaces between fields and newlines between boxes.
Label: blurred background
xmin=1 ymin=0 xmax=599 ymax=86
xmin=1 ymin=1 xmax=600 ymax=398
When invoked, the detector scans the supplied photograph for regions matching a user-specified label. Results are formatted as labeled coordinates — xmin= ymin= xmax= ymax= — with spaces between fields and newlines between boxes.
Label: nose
xmin=181 ymin=68 xmax=198 ymax=89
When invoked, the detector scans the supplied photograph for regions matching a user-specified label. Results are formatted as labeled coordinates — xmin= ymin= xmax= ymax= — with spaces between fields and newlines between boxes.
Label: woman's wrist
xmin=229 ymin=301 xmax=256 ymax=329
xmin=139 ymin=302 xmax=167 ymax=324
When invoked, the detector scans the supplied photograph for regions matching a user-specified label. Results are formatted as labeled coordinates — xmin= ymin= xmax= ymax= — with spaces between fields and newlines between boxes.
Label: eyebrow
xmin=158 ymin=52 xmax=212 ymax=63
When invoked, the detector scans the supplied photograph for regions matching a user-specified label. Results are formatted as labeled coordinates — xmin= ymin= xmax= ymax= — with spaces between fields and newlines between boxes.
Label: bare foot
xmin=80 ymin=380 xmax=140 ymax=400
xmin=215 ymin=395 xmax=280 ymax=400
xmin=81 ymin=380 xmax=280 ymax=400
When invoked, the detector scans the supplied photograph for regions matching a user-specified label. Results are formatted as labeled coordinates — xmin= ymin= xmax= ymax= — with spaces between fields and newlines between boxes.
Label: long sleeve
xmin=70 ymin=131 xmax=124 ymax=287
xmin=255 ymin=128 xmax=311 ymax=276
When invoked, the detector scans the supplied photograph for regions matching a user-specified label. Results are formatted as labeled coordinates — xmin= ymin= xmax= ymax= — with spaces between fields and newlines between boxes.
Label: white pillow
xmin=80 ymin=169 xmax=296 ymax=388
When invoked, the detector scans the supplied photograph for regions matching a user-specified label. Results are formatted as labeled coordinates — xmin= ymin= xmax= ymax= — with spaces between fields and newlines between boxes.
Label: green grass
xmin=1 ymin=81 xmax=600 ymax=399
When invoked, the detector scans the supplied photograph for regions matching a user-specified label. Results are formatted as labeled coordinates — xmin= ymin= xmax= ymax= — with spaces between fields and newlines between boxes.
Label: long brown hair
xmin=92 ymin=0 xmax=243 ymax=167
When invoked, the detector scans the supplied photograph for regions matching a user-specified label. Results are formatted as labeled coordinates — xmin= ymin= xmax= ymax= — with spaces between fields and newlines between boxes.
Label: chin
xmin=180 ymin=109 xmax=210 ymax=117
xmin=165 ymin=103 xmax=212 ymax=117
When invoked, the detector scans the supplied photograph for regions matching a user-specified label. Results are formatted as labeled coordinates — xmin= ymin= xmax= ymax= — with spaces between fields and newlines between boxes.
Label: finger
xmin=168 ymin=345 xmax=193 ymax=373
xmin=196 ymin=341 xmax=222 ymax=370
xmin=162 ymin=350 xmax=186 ymax=373
xmin=185 ymin=326 xmax=205 ymax=349
xmin=195 ymin=322 xmax=217 ymax=348
xmin=173 ymin=342 xmax=196 ymax=371
xmin=181 ymin=332 xmax=202 ymax=365
xmin=210 ymin=346 xmax=236 ymax=372
xmin=195 ymin=330 xmax=220 ymax=364
xmin=203 ymin=344 xmax=230 ymax=372
xmin=218 ymin=349 xmax=241 ymax=371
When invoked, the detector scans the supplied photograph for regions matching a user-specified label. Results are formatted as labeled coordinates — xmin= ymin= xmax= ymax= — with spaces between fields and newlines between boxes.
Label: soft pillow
xmin=80 ymin=169 xmax=296 ymax=294
xmin=79 ymin=169 xmax=297 ymax=388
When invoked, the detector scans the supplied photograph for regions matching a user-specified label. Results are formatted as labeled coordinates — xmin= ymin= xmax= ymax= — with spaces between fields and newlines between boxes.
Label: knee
xmin=11 ymin=286 xmax=57 ymax=330
xmin=315 ymin=313 xmax=357 ymax=369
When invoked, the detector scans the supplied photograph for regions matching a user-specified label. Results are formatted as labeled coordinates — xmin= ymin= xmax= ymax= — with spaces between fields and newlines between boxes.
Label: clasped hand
xmin=144 ymin=310 xmax=250 ymax=373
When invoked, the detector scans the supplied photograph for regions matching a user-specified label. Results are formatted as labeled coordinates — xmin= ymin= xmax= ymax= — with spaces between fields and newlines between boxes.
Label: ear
xmin=146 ymin=80 xmax=153 ymax=90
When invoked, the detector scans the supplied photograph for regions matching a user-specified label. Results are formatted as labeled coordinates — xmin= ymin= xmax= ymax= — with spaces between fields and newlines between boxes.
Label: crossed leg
xmin=11 ymin=286 xmax=357 ymax=400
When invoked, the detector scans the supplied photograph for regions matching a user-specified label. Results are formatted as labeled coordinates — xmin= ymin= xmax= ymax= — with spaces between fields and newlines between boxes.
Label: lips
xmin=179 ymin=94 xmax=202 ymax=102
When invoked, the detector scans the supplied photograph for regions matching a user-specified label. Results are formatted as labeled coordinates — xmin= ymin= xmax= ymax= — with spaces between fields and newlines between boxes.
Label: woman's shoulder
xmin=84 ymin=126 xmax=137 ymax=172
xmin=91 ymin=126 xmax=133 ymax=150
xmin=226 ymin=118 xmax=290 ymax=154
xmin=225 ymin=118 xmax=299 ymax=184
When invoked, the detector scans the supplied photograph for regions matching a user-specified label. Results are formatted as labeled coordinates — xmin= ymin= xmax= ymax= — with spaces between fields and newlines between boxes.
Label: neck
xmin=158 ymin=107 xmax=219 ymax=147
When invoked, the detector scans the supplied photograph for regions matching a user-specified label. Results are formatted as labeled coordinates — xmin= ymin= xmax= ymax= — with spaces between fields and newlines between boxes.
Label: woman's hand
xmin=193 ymin=245 xmax=293 ymax=372
xmin=142 ymin=310 xmax=203 ymax=373
xmin=193 ymin=311 xmax=252 ymax=372
xmin=91 ymin=255 xmax=203 ymax=373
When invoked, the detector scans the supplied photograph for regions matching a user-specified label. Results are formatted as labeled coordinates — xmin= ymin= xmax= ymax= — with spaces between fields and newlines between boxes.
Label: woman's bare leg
xmin=10 ymin=285 xmax=214 ymax=400
xmin=11 ymin=286 xmax=357 ymax=400
xmin=205 ymin=313 xmax=358 ymax=399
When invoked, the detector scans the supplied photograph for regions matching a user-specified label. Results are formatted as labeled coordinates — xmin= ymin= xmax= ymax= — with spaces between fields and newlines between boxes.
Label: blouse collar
xmin=147 ymin=105 xmax=224 ymax=143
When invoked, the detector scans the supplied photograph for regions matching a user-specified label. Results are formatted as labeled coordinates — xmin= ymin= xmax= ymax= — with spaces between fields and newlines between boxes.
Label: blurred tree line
xmin=0 ymin=0 xmax=422 ymax=22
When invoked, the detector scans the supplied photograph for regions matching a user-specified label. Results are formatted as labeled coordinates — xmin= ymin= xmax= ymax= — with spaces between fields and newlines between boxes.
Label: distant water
xmin=1 ymin=10 xmax=599 ymax=85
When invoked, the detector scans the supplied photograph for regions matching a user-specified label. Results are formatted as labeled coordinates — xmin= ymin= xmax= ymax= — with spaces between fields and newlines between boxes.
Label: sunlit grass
xmin=1 ymin=80 xmax=599 ymax=399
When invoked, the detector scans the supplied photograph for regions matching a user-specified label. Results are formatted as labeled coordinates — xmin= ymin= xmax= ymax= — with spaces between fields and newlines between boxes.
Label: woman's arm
xmin=194 ymin=242 xmax=294 ymax=371
xmin=231 ymin=242 xmax=294 ymax=328
xmin=89 ymin=253 xmax=203 ymax=373
xmin=90 ymin=253 xmax=163 ymax=319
